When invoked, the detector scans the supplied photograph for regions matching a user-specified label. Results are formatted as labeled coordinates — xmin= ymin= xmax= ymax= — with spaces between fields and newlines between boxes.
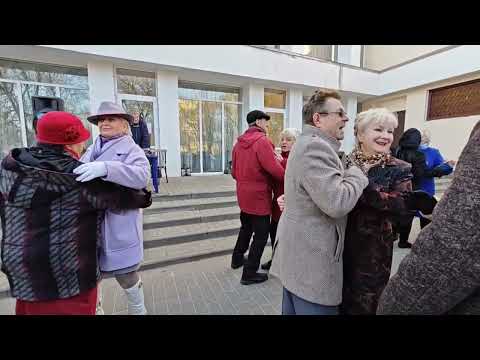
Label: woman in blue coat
xmin=418 ymin=129 xmax=455 ymax=228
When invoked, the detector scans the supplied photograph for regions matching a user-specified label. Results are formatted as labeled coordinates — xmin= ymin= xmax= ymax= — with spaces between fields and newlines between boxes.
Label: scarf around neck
xmin=345 ymin=147 xmax=391 ymax=170
xmin=91 ymin=134 xmax=128 ymax=161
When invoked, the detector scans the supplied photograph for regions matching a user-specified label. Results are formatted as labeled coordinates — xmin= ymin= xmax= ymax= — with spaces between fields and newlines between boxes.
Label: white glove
xmin=73 ymin=162 xmax=108 ymax=182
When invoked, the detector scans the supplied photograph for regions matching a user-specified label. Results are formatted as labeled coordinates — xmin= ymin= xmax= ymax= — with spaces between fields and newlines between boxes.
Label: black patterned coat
xmin=0 ymin=147 xmax=151 ymax=302
xmin=341 ymin=157 xmax=413 ymax=314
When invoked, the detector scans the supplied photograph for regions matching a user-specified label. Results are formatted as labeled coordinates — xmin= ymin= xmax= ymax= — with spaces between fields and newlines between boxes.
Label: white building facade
xmin=1 ymin=45 xmax=479 ymax=176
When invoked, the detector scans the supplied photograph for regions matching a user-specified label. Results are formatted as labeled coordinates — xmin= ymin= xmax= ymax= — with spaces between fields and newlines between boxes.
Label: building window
xmin=0 ymin=82 xmax=22 ymax=159
xmin=178 ymin=82 xmax=240 ymax=102
xmin=0 ymin=59 xmax=90 ymax=156
xmin=279 ymin=46 xmax=333 ymax=61
xmin=178 ymin=81 xmax=242 ymax=174
xmin=264 ymin=88 xmax=287 ymax=147
xmin=116 ymin=68 xmax=156 ymax=96
xmin=0 ymin=59 xmax=88 ymax=88
xmin=427 ymin=79 xmax=480 ymax=121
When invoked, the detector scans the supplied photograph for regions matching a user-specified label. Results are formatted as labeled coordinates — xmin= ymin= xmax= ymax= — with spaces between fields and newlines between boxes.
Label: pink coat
xmin=81 ymin=135 xmax=150 ymax=272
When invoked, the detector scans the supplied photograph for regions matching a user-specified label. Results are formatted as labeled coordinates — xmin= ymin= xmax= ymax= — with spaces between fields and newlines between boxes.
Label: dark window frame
xmin=427 ymin=78 xmax=480 ymax=121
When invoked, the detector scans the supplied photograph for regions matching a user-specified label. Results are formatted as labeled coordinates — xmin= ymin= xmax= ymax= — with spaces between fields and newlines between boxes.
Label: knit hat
xmin=36 ymin=111 xmax=91 ymax=145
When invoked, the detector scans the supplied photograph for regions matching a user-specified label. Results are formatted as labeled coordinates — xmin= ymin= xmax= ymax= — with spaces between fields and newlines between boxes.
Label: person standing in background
xmin=131 ymin=111 xmax=151 ymax=149
xmin=261 ymin=128 xmax=301 ymax=271
xmin=417 ymin=128 xmax=455 ymax=228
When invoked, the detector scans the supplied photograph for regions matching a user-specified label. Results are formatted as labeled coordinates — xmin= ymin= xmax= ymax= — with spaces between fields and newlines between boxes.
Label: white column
xmin=87 ymin=61 xmax=116 ymax=139
xmin=241 ymin=83 xmax=264 ymax=132
xmin=287 ymin=88 xmax=303 ymax=130
xmin=340 ymin=96 xmax=358 ymax=154
xmin=156 ymin=70 xmax=181 ymax=177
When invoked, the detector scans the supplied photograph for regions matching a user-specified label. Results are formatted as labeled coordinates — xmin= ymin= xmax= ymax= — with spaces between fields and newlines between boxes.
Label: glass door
xmin=224 ymin=103 xmax=242 ymax=172
xmin=266 ymin=112 xmax=284 ymax=149
xmin=118 ymin=96 xmax=158 ymax=148
xmin=179 ymin=99 xmax=201 ymax=173
xmin=202 ymin=101 xmax=222 ymax=173
xmin=179 ymin=96 xmax=241 ymax=174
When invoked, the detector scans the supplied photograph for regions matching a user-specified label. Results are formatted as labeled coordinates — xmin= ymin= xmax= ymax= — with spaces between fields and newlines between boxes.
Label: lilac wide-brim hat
xmin=87 ymin=101 xmax=134 ymax=125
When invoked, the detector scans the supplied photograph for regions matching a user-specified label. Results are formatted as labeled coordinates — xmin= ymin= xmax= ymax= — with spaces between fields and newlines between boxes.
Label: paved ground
xmin=157 ymin=175 xmax=235 ymax=196
xmin=0 ymin=234 xmax=415 ymax=315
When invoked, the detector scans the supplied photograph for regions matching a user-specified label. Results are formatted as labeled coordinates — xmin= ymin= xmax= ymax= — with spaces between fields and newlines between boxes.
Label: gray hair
xmin=280 ymin=128 xmax=301 ymax=141
xmin=420 ymin=128 xmax=431 ymax=145
xmin=354 ymin=108 xmax=398 ymax=145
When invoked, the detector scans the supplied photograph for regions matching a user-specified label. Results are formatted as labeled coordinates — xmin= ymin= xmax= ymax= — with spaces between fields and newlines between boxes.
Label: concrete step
xmin=145 ymin=196 xmax=238 ymax=214
xmin=140 ymin=235 xmax=239 ymax=271
xmin=143 ymin=206 xmax=239 ymax=229
xmin=153 ymin=190 xmax=236 ymax=202
xmin=143 ymin=218 xmax=241 ymax=249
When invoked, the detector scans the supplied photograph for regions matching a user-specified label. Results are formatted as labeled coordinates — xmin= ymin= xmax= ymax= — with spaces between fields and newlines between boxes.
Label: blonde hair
xmin=280 ymin=128 xmax=301 ymax=141
xmin=354 ymin=108 xmax=398 ymax=145
xmin=118 ymin=118 xmax=131 ymax=136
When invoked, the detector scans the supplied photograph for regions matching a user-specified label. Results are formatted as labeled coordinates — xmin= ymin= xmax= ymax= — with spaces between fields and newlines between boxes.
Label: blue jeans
xmin=282 ymin=287 xmax=339 ymax=315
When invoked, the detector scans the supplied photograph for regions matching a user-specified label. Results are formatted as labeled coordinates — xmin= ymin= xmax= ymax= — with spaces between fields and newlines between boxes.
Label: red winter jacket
xmin=271 ymin=151 xmax=289 ymax=222
xmin=231 ymin=127 xmax=285 ymax=216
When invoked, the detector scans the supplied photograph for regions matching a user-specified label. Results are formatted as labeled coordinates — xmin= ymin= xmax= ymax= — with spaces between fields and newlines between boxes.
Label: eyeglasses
xmin=317 ymin=110 xmax=348 ymax=119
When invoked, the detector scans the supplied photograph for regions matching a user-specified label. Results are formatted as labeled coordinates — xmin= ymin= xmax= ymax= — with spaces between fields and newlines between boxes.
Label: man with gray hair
xmin=270 ymin=90 xmax=375 ymax=315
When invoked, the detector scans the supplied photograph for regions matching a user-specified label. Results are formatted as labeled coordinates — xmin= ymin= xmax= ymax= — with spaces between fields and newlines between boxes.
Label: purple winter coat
xmin=81 ymin=135 xmax=150 ymax=272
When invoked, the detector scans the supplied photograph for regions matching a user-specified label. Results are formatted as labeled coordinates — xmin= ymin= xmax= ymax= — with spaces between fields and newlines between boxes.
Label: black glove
xmin=404 ymin=190 xmax=437 ymax=215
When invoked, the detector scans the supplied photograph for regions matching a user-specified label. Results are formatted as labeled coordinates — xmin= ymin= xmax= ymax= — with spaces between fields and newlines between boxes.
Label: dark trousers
xmin=232 ymin=211 xmax=270 ymax=274
xmin=398 ymin=216 xmax=414 ymax=243
xmin=420 ymin=216 xmax=431 ymax=229
xmin=270 ymin=219 xmax=278 ymax=248
xmin=399 ymin=216 xmax=432 ymax=242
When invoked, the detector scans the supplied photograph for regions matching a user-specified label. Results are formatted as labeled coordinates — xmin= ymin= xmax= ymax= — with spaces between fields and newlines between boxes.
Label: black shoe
xmin=240 ymin=272 xmax=268 ymax=285
xmin=398 ymin=241 xmax=412 ymax=249
xmin=231 ymin=255 xmax=247 ymax=269
xmin=261 ymin=260 xmax=272 ymax=270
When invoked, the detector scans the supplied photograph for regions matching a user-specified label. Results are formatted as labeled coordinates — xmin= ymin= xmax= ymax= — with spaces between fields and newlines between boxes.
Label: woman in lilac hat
xmin=74 ymin=101 xmax=150 ymax=315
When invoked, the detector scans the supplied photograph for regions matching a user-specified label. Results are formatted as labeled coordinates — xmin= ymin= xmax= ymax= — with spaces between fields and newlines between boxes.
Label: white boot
xmin=124 ymin=279 xmax=147 ymax=315
xmin=96 ymin=284 xmax=105 ymax=315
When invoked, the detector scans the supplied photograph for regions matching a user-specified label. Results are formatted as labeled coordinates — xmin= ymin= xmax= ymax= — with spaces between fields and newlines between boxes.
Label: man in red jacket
xmin=231 ymin=110 xmax=285 ymax=285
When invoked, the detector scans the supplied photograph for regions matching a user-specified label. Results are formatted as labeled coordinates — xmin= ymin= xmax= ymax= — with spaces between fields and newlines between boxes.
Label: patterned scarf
xmin=345 ymin=147 xmax=391 ymax=171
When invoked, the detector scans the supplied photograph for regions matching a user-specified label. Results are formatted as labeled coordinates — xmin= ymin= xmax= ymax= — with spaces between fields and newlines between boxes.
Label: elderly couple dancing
xmin=270 ymin=90 xmax=475 ymax=315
